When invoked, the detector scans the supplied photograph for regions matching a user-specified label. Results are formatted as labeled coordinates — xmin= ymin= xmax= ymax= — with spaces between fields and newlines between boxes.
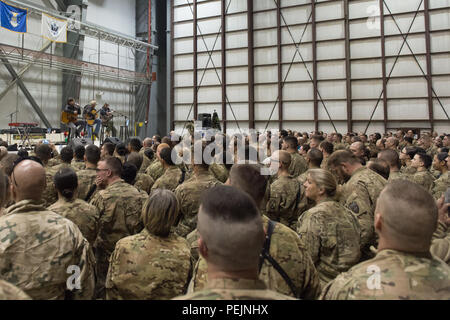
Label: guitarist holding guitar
xmin=83 ymin=100 xmax=102 ymax=141
xmin=100 ymin=103 xmax=117 ymax=138
xmin=62 ymin=98 xmax=85 ymax=140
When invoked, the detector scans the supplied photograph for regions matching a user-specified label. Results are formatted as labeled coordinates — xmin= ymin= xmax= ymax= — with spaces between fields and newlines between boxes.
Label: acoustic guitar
xmin=84 ymin=107 xmax=98 ymax=126
xmin=61 ymin=111 xmax=79 ymax=124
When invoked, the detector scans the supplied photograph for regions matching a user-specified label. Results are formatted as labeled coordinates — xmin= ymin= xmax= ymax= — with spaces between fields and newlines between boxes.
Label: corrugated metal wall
xmin=170 ymin=0 xmax=450 ymax=135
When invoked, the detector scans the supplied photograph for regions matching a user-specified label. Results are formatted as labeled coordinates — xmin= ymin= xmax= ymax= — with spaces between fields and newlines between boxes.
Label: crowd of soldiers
xmin=0 ymin=128 xmax=449 ymax=300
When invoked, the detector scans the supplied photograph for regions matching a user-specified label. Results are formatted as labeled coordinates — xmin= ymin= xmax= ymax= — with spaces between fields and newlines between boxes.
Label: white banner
xmin=41 ymin=13 xmax=67 ymax=43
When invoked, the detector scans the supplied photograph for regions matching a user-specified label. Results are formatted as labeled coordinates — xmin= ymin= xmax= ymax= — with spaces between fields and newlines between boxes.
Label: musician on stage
xmin=100 ymin=103 xmax=117 ymax=137
xmin=63 ymin=98 xmax=85 ymax=139
xmin=83 ymin=100 xmax=102 ymax=140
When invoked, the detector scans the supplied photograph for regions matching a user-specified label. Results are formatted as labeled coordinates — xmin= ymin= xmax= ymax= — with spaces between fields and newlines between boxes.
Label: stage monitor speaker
xmin=104 ymin=137 xmax=121 ymax=145
xmin=68 ymin=138 xmax=93 ymax=150
xmin=197 ymin=113 xmax=212 ymax=128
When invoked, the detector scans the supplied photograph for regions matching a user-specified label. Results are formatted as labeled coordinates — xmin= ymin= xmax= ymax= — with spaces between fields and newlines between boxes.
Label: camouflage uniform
xmin=175 ymin=278 xmax=296 ymax=300
xmin=41 ymin=170 xmax=58 ymax=208
xmin=76 ymin=168 xmax=97 ymax=201
xmin=0 ymin=280 xmax=31 ymax=300
xmin=174 ymin=171 xmax=222 ymax=237
xmin=266 ymin=175 xmax=302 ymax=230
xmin=388 ymin=170 xmax=410 ymax=182
xmin=208 ymin=163 xmax=229 ymax=183
xmin=71 ymin=160 xmax=86 ymax=171
xmin=320 ymin=249 xmax=450 ymax=300
xmin=297 ymin=199 xmax=361 ymax=288
xmin=48 ymin=198 xmax=100 ymax=246
xmin=47 ymin=163 xmax=72 ymax=175
xmin=339 ymin=167 xmax=387 ymax=259
xmin=432 ymin=171 xmax=450 ymax=200
xmin=145 ymin=160 xmax=164 ymax=182
xmin=134 ymin=172 xmax=155 ymax=195
xmin=401 ymin=165 xmax=416 ymax=175
xmin=288 ymin=152 xmax=308 ymax=178
xmin=0 ymin=200 xmax=95 ymax=300
xmin=431 ymin=221 xmax=450 ymax=265
xmin=411 ymin=170 xmax=435 ymax=192
xmin=90 ymin=179 xmax=147 ymax=298
xmin=320 ymin=157 xmax=329 ymax=170
xmin=139 ymin=147 xmax=152 ymax=173
xmin=333 ymin=142 xmax=347 ymax=151
xmin=426 ymin=145 xmax=438 ymax=158
xmin=297 ymin=172 xmax=308 ymax=186
xmin=151 ymin=166 xmax=183 ymax=192
xmin=47 ymin=157 xmax=61 ymax=167
xmin=105 ymin=229 xmax=193 ymax=300
xmin=187 ymin=215 xmax=322 ymax=300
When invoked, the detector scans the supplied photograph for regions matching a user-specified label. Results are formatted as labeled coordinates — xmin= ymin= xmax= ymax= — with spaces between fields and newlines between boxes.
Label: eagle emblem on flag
xmin=50 ymin=21 xmax=59 ymax=36
xmin=10 ymin=11 xmax=18 ymax=27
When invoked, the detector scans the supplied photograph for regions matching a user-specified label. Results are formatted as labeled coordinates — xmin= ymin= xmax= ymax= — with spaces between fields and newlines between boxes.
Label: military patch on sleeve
xmin=348 ymin=201 xmax=359 ymax=214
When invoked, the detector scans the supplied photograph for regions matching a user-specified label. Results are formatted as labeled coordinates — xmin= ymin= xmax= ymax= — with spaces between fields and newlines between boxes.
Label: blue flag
xmin=0 ymin=1 xmax=27 ymax=33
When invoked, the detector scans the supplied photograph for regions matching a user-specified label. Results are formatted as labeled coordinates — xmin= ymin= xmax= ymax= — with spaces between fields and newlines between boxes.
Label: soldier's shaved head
xmin=143 ymin=138 xmax=153 ymax=148
xmin=11 ymin=160 xmax=46 ymax=202
xmin=271 ymin=150 xmax=291 ymax=168
xmin=198 ymin=185 xmax=264 ymax=272
xmin=156 ymin=143 xmax=170 ymax=153
xmin=375 ymin=180 xmax=438 ymax=253
xmin=229 ymin=164 xmax=268 ymax=206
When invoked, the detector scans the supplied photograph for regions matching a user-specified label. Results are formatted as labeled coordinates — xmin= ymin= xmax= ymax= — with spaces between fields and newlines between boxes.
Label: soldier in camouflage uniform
xmin=175 ymin=142 xmax=222 ymax=237
xmin=431 ymin=153 xmax=449 ymax=200
xmin=188 ymin=164 xmax=321 ymax=300
xmin=298 ymin=148 xmax=323 ymax=186
xmin=319 ymin=141 xmax=333 ymax=170
xmin=151 ymin=147 xmax=184 ymax=192
xmin=410 ymin=153 xmax=435 ymax=192
xmin=47 ymin=146 xmax=74 ymax=175
xmin=420 ymin=135 xmax=438 ymax=158
xmin=430 ymin=197 xmax=450 ymax=265
xmin=106 ymin=190 xmax=192 ymax=300
xmin=320 ymin=180 xmax=450 ymax=300
xmin=266 ymin=150 xmax=303 ymax=230
xmin=333 ymin=133 xmax=347 ymax=151
xmin=378 ymin=149 xmax=409 ymax=182
xmin=0 ymin=161 xmax=95 ymax=300
xmin=145 ymin=143 xmax=169 ymax=181
xmin=282 ymin=136 xmax=308 ymax=178
xmin=34 ymin=144 xmax=58 ymax=206
xmin=127 ymin=152 xmax=154 ymax=194
xmin=297 ymin=169 xmax=361 ymax=288
xmin=76 ymin=145 xmax=101 ymax=202
xmin=48 ymin=168 xmax=99 ymax=246
xmin=399 ymin=146 xmax=418 ymax=175
xmin=71 ymin=145 xmax=86 ymax=171
xmin=90 ymin=157 xmax=147 ymax=299
xmin=139 ymin=138 xmax=154 ymax=173
xmin=328 ymin=150 xmax=386 ymax=260
xmin=0 ymin=280 xmax=31 ymax=300
xmin=209 ymin=162 xmax=229 ymax=183
xmin=174 ymin=185 xmax=295 ymax=300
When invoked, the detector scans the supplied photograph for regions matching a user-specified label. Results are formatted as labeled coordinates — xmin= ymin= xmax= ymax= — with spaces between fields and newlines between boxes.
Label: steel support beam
xmin=193 ymin=0 xmax=198 ymax=120
xmin=0 ymin=42 xmax=52 ymax=103
xmin=221 ymin=0 xmax=227 ymax=133
xmin=379 ymin=0 xmax=388 ymax=133
xmin=344 ymin=0 xmax=352 ymax=133
xmin=311 ymin=0 xmax=318 ymax=132
xmin=424 ymin=0 xmax=434 ymax=132
xmin=247 ymin=0 xmax=255 ymax=130
xmin=170 ymin=0 xmax=175 ymax=131
xmin=276 ymin=0 xmax=282 ymax=132
xmin=0 ymin=52 xmax=52 ymax=128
